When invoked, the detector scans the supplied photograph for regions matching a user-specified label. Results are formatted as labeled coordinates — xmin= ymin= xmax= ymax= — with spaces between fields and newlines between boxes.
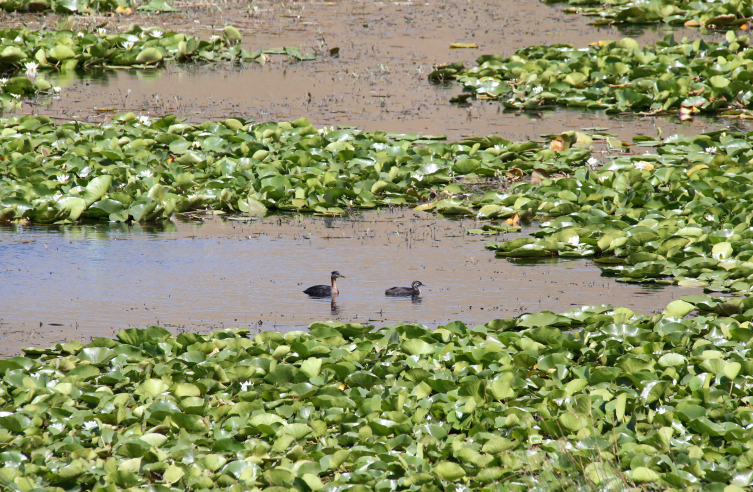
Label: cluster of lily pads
xmin=483 ymin=128 xmax=753 ymax=293
xmin=2 ymin=297 xmax=753 ymax=491
xmin=429 ymin=33 xmax=753 ymax=116
xmin=0 ymin=24 xmax=313 ymax=107
xmin=0 ymin=0 xmax=176 ymax=13
xmin=546 ymin=0 xmax=752 ymax=29
xmin=0 ymin=113 xmax=594 ymax=224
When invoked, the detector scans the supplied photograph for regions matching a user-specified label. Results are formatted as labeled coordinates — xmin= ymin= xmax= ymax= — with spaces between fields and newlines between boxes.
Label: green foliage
xmin=0 ymin=300 xmax=752 ymax=490
xmin=0 ymin=25 xmax=314 ymax=107
xmin=432 ymin=33 xmax=753 ymax=115
xmin=547 ymin=0 xmax=753 ymax=29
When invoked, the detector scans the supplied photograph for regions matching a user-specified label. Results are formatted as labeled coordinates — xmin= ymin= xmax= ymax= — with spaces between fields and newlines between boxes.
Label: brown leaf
xmin=531 ymin=168 xmax=550 ymax=185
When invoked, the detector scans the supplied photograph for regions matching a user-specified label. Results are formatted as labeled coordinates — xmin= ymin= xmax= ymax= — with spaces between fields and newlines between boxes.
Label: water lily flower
xmin=96 ymin=27 xmax=107 ymax=36
xmin=122 ymin=41 xmax=135 ymax=50
xmin=633 ymin=161 xmax=653 ymax=170
xmin=138 ymin=170 xmax=154 ymax=178
xmin=24 ymin=61 xmax=38 ymax=77
xmin=76 ymin=32 xmax=85 ymax=38
xmin=0 ymin=78 xmax=7 ymax=85
xmin=209 ymin=35 xmax=221 ymax=42
xmin=240 ymin=381 xmax=252 ymax=391
xmin=705 ymin=146 xmax=718 ymax=154
xmin=10 ymin=93 xmax=21 ymax=99
xmin=53 ymin=86 xmax=61 ymax=93
xmin=49 ymin=423 xmax=66 ymax=432
xmin=532 ymin=86 xmax=543 ymax=94
xmin=56 ymin=175 xmax=69 ymax=184
xmin=567 ymin=235 xmax=580 ymax=246
xmin=706 ymin=214 xmax=715 ymax=222
xmin=138 ymin=115 xmax=151 ymax=126
xmin=82 ymin=421 xmax=98 ymax=431
xmin=14 ymin=35 xmax=23 ymax=43
xmin=151 ymin=30 xmax=163 ymax=38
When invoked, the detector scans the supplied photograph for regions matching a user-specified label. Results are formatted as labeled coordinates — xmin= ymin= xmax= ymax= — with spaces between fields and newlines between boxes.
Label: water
xmin=0 ymin=211 xmax=703 ymax=355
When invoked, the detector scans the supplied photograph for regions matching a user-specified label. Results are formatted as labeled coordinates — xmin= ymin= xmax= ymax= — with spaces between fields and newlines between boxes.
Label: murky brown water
xmin=0 ymin=211 xmax=703 ymax=356
xmin=14 ymin=0 xmax=749 ymax=140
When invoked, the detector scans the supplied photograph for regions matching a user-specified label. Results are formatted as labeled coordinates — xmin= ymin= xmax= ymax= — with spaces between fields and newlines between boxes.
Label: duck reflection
xmin=331 ymin=296 xmax=339 ymax=315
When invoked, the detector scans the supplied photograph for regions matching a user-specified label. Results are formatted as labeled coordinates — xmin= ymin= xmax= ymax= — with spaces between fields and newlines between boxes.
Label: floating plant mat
xmin=544 ymin=0 xmax=752 ymax=29
xmin=0 ymin=113 xmax=590 ymax=224
xmin=0 ymin=24 xmax=313 ymax=106
xmin=430 ymin=33 xmax=753 ymax=117
xmin=3 ymin=297 xmax=753 ymax=491
xmin=484 ymin=127 xmax=753 ymax=293
xmin=0 ymin=0 xmax=176 ymax=13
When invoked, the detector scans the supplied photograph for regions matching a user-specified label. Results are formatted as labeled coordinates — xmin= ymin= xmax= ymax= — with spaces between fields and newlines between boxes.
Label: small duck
xmin=385 ymin=281 xmax=424 ymax=297
xmin=304 ymin=271 xmax=345 ymax=297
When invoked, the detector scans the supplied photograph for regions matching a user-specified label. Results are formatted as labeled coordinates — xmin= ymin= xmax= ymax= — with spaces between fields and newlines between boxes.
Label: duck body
xmin=385 ymin=281 xmax=424 ymax=297
xmin=304 ymin=271 xmax=344 ymax=297
xmin=303 ymin=284 xmax=334 ymax=297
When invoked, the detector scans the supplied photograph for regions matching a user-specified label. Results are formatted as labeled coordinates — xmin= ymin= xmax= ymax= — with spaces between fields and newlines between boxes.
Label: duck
xmin=385 ymin=281 xmax=424 ymax=297
xmin=304 ymin=271 xmax=345 ymax=297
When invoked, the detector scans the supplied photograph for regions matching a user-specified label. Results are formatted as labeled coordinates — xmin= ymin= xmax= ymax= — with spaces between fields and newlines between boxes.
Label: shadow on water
xmin=0 ymin=211 xmax=706 ymax=356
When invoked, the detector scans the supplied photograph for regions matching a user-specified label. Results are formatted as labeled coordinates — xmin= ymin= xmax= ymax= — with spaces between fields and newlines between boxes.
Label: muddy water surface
xmin=0 ymin=211 xmax=703 ymax=355
xmin=15 ymin=0 xmax=749 ymax=140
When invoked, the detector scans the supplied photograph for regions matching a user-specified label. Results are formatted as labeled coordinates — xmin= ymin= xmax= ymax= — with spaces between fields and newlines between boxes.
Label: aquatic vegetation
xmin=430 ymin=33 xmax=753 ymax=116
xmin=484 ymin=128 xmax=753 ymax=293
xmin=0 ymin=0 xmax=175 ymax=13
xmin=0 ymin=114 xmax=583 ymax=224
xmin=0 ymin=24 xmax=314 ymax=105
xmin=1 ymin=298 xmax=753 ymax=490
xmin=545 ymin=0 xmax=753 ymax=29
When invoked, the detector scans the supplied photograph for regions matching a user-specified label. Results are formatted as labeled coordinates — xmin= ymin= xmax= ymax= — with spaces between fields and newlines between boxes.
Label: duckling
xmin=385 ymin=281 xmax=424 ymax=297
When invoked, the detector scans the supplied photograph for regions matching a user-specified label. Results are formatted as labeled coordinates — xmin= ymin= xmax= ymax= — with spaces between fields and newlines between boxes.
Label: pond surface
xmin=17 ymin=0 xmax=749 ymax=140
xmin=0 ymin=211 xmax=703 ymax=356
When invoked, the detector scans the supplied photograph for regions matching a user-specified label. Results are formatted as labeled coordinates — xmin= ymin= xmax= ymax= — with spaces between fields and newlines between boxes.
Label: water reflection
xmin=331 ymin=297 xmax=339 ymax=315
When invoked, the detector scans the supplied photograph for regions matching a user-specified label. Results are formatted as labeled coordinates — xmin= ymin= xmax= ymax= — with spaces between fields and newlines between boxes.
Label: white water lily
xmin=567 ymin=235 xmax=580 ymax=246
xmin=56 ymin=175 xmax=70 ymax=184
xmin=14 ymin=35 xmax=23 ymax=43
xmin=24 ymin=61 xmax=38 ymax=77
xmin=10 ymin=93 xmax=21 ymax=99
xmin=138 ymin=170 xmax=154 ymax=178
xmin=633 ymin=161 xmax=652 ymax=170
xmin=122 ymin=41 xmax=135 ymax=50
xmin=532 ymin=85 xmax=543 ymax=94
xmin=49 ymin=423 xmax=66 ymax=432
xmin=0 ymin=78 xmax=7 ymax=85
xmin=76 ymin=32 xmax=85 ymax=38
xmin=209 ymin=35 xmax=221 ymax=42
xmin=96 ymin=27 xmax=107 ymax=36
xmin=705 ymin=146 xmax=718 ymax=154
xmin=240 ymin=381 xmax=252 ymax=391
xmin=53 ymin=86 xmax=61 ymax=93
xmin=138 ymin=115 xmax=151 ymax=126
xmin=586 ymin=157 xmax=600 ymax=167
xmin=82 ymin=421 xmax=98 ymax=431
xmin=151 ymin=30 xmax=163 ymax=38
xmin=706 ymin=214 xmax=715 ymax=222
